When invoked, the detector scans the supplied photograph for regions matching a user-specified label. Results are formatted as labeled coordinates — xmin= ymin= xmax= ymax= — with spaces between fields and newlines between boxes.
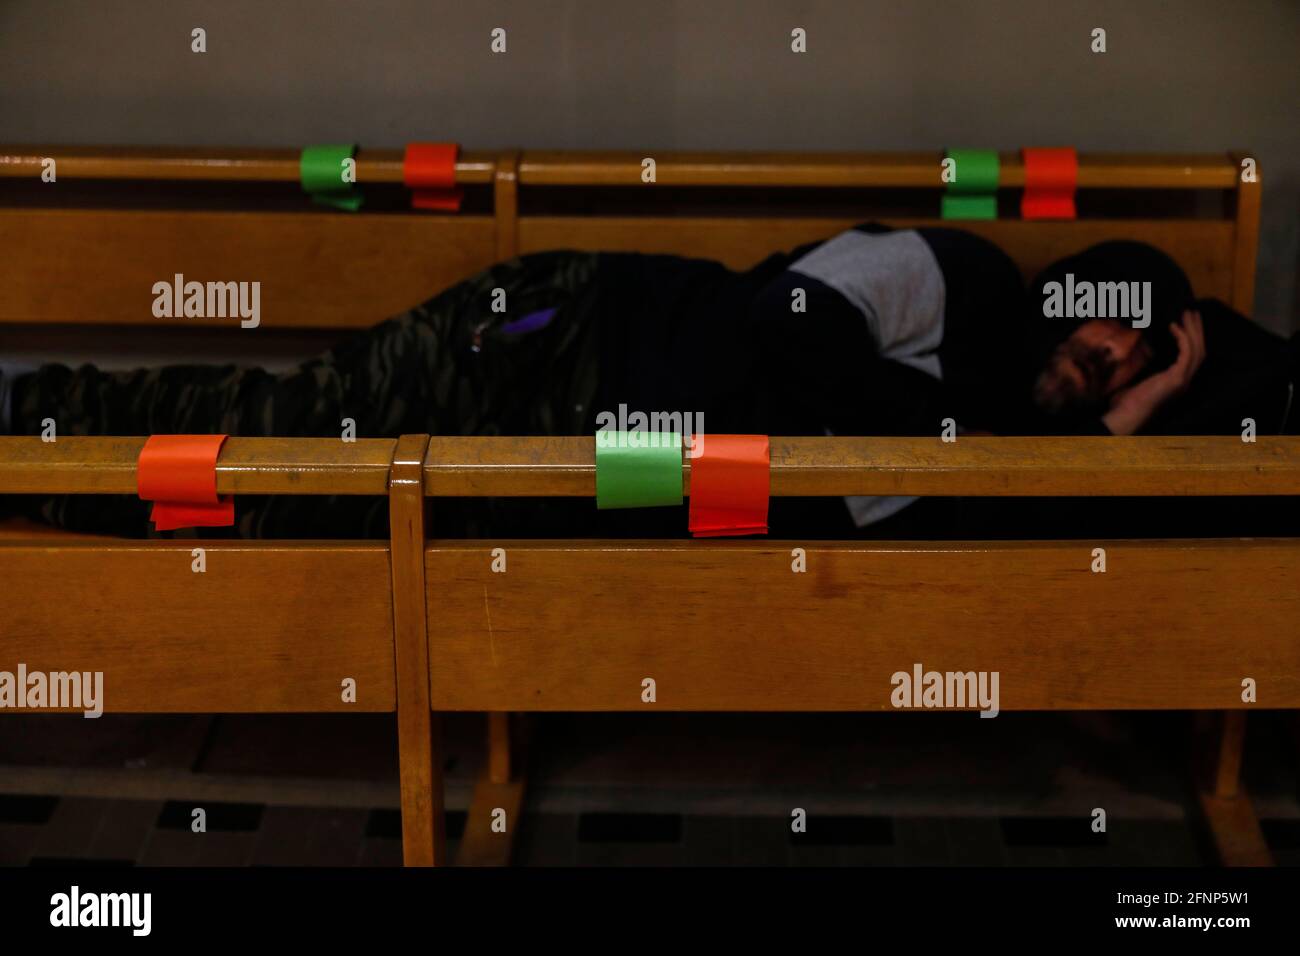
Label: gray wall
xmin=3 ymin=0 xmax=1297 ymax=333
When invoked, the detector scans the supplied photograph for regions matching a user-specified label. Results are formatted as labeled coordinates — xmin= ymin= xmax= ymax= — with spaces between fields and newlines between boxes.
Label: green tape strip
xmin=945 ymin=149 xmax=1000 ymax=193
xmin=300 ymin=144 xmax=363 ymax=211
xmin=595 ymin=431 xmax=683 ymax=509
xmin=941 ymin=194 xmax=998 ymax=220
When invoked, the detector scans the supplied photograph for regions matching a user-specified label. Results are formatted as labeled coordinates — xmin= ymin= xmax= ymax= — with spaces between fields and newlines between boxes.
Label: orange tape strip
xmin=1021 ymin=147 xmax=1077 ymax=220
xmin=137 ymin=434 xmax=235 ymax=532
xmin=688 ymin=435 xmax=770 ymax=538
xmin=403 ymin=142 xmax=463 ymax=212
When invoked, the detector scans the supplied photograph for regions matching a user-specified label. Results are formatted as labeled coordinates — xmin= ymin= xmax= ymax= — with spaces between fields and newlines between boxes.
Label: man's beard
xmin=1033 ymin=344 xmax=1111 ymax=416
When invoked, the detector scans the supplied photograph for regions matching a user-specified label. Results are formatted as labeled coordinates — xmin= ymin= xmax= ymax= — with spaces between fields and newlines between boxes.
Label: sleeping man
xmin=1 ymin=226 xmax=1293 ymax=538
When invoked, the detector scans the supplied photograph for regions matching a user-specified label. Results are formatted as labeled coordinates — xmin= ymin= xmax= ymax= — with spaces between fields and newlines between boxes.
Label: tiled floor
xmin=0 ymin=799 xmax=1262 ymax=867
xmin=1 ymin=711 xmax=1297 ymax=866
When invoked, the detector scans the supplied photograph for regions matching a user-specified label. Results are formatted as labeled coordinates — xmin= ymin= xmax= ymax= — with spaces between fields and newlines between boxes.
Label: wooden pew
xmin=0 ymin=147 xmax=1278 ymax=866
xmin=416 ymin=436 xmax=1300 ymax=867
xmin=0 ymin=438 xmax=401 ymax=710
xmin=2 ymin=433 xmax=1295 ymax=865
xmin=0 ymin=148 xmax=1260 ymax=326
xmin=0 ymin=433 xmax=479 ymax=866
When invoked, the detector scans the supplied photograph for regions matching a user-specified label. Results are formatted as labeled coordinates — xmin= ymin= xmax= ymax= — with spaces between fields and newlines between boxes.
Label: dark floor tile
xmin=1000 ymin=816 xmax=1108 ymax=848
xmin=895 ymin=818 xmax=953 ymax=866
xmin=517 ymin=812 xmax=578 ymax=867
xmin=576 ymin=841 xmax=684 ymax=866
xmin=135 ymin=829 xmax=202 ymax=866
xmin=29 ymin=856 xmax=135 ymax=867
xmin=250 ymin=806 xmax=368 ymax=867
xmin=732 ymin=816 xmax=790 ymax=866
xmin=446 ymin=810 xmax=467 ymax=840
xmin=32 ymin=797 xmax=108 ymax=860
xmin=945 ymin=817 xmax=1007 ymax=866
xmin=1262 ymin=819 xmax=1300 ymax=850
xmin=195 ymin=832 xmax=258 ymax=866
xmin=87 ymin=800 xmax=161 ymax=863
xmin=1055 ymin=816 xmax=1196 ymax=868
xmin=1061 ymin=844 xmax=1127 ymax=867
xmin=1272 ymin=847 xmax=1300 ymax=867
xmin=356 ymin=838 xmax=403 ymax=867
xmin=155 ymin=800 xmax=263 ymax=833
xmin=0 ymin=823 xmax=42 ymax=865
xmin=833 ymin=845 xmax=900 ymax=866
xmin=1057 ymin=819 xmax=1179 ymax=867
xmin=364 ymin=808 xmax=401 ymax=840
xmin=0 ymin=794 xmax=58 ymax=825
xmin=787 ymin=843 xmax=839 ymax=866
xmin=1004 ymin=845 xmax=1066 ymax=866
xmin=683 ymin=815 xmax=734 ymax=866
xmin=789 ymin=814 xmax=893 ymax=847
xmin=1136 ymin=821 xmax=1205 ymax=866
xmin=577 ymin=812 xmax=682 ymax=844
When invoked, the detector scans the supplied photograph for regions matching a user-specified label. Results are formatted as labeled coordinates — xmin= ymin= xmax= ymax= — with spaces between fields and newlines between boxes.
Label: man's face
xmin=1032 ymin=320 xmax=1152 ymax=414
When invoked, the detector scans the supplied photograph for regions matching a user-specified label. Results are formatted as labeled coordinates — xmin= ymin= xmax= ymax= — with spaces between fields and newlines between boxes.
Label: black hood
xmin=1026 ymin=240 xmax=1194 ymax=373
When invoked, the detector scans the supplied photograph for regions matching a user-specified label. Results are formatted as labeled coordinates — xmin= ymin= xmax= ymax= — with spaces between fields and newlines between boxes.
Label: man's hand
xmin=1102 ymin=309 xmax=1206 ymax=435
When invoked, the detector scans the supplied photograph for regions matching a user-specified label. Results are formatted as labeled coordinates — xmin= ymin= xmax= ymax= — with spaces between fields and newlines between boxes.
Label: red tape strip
xmin=688 ymin=434 xmax=770 ymax=538
xmin=403 ymin=142 xmax=463 ymax=212
xmin=1021 ymin=147 xmax=1077 ymax=220
xmin=137 ymin=435 xmax=235 ymax=532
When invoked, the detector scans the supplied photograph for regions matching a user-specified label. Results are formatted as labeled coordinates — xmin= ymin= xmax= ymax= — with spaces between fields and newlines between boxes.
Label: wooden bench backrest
xmin=414 ymin=434 xmax=1300 ymax=712
xmin=0 ymin=540 xmax=395 ymax=712
xmin=426 ymin=538 xmax=1300 ymax=711
xmin=4 ymin=433 xmax=1299 ymax=714
xmin=0 ymin=436 xmax=403 ymax=712
xmin=0 ymin=148 xmax=1260 ymax=329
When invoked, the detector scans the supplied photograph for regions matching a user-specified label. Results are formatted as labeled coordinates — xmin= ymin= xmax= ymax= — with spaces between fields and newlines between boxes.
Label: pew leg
xmin=456 ymin=712 xmax=529 ymax=866
xmin=1194 ymin=710 xmax=1272 ymax=867
xmin=397 ymin=707 xmax=448 ymax=866
xmin=388 ymin=434 xmax=445 ymax=866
